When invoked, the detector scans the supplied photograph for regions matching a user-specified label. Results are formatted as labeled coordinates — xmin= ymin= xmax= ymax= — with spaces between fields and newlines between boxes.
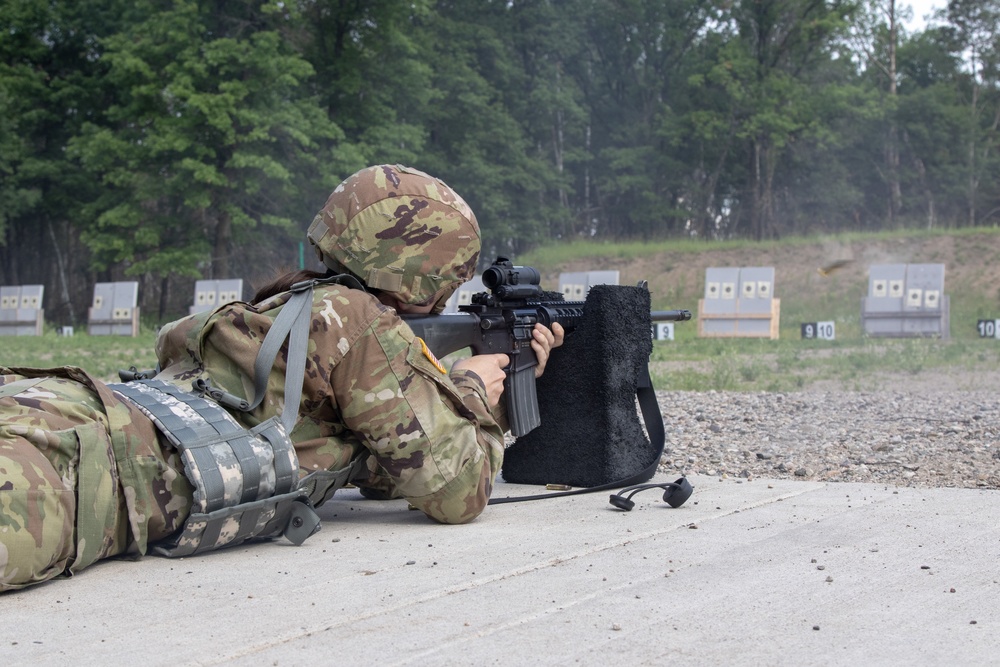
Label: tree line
xmin=1 ymin=0 xmax=998 ymax=324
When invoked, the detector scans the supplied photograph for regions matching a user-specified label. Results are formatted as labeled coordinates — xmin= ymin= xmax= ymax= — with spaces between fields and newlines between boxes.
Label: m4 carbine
xmin=403 ymin=257 xmax=690 ymax=437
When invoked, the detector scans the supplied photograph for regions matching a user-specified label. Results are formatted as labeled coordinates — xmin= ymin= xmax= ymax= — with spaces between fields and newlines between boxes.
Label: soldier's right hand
xmin=453 ymin=354 xmax=509 ymax=407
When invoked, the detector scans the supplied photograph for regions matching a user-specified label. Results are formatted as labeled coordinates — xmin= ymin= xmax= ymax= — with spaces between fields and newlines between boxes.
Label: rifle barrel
xmin=651 ymin=309 xmax=692 ymax=322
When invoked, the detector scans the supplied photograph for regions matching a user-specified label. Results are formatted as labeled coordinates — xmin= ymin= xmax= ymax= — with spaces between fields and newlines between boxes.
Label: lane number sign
xmin=977 ymin=319 xmax=1000 ymax=339
xmin=801 ymin=321 xmax=835 ymax=340
xmin=652 ymin=322 xmax=675 ymax=341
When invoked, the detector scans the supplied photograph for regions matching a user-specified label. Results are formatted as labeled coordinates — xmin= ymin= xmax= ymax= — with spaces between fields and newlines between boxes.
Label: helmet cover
xmin=307 ymin=165 xmax=480 ymax=312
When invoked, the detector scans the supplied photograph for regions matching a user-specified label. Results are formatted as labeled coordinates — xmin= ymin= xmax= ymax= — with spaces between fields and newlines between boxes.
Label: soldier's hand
xmin=453 ymin=353 xmax=510 ymax=407
xmin=532 ymin=322 xmax=564 ymax=378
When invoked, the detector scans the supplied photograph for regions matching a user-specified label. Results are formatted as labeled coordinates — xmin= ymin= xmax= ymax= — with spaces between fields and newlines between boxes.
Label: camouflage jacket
xmin=154 ymin=282 xmax=507 ymax=524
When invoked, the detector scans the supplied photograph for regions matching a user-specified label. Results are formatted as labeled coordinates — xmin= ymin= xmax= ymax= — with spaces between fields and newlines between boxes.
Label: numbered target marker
xmin=801 ymin=321 xmax=835 ymax=340
xmin=651 ymin=322 xmax=675 ymax=341
xmin=977 ymin=319 xmax=1000 ymax=339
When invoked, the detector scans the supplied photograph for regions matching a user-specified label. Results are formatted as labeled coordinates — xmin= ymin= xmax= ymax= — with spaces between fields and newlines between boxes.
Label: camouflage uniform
xmin=0 ymin=367 xmax=193 ymax=591
xmin=0 ymin=164 xmax=506 ymax=591
xmin=153 ymin=283 xmax=508 ymax=523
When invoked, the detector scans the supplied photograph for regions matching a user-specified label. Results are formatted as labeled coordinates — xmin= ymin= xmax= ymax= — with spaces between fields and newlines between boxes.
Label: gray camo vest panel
xmin=110 ymin=379 xmax=319 ymax=556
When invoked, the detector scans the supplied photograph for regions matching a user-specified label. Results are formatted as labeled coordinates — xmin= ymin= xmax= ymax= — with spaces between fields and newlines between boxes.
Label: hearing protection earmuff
xmin=608 ymin=477 xmax=693 ymax=511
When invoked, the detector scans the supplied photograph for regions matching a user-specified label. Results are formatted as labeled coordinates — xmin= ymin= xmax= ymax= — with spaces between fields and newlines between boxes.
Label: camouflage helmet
xmin=306 ymin=164 xmax=480 ymax=313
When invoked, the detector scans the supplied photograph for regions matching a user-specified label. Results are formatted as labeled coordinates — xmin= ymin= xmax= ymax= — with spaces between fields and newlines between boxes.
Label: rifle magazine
xmin=506 ymin=367 xmax=540 ymax=437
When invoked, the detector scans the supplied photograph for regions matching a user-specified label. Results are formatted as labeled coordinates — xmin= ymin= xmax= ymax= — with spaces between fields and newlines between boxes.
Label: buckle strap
xmin=192 ymin=377 xmax=251 ymax=411
xmin=248 ymin=286 xmax=312 ymax=433
xmin=153 ymin=491 xmax=320 ymax=558
xmin=299 ymin=450 xmax=371 ymax=507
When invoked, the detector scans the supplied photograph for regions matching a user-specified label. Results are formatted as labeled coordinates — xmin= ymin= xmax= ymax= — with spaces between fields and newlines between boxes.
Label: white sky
xmin=903 ymin=0 xmax=946 ymax=31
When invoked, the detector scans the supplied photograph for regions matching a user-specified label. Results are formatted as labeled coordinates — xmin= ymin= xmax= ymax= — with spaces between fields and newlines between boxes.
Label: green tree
xmin=69 ymin=0 xmax=342 ymax=317
xmin=849 ymin=0 xmax=911 ymax=226
xmin=946 ymin=0 xmax=1000 ymax=226
xmin=716 ymin=0 xmax=855 ymax=240
xmin=299 ymin=0 xmax=430 ymax=174
xmin=0 ymin=0 xmax=127 ymax=322
xmin=568 ymin=0 xmax=723 ymax=239
xmin=500 ymin=0 xmax=590 ymax=240
xmin=892 ymin=25 xmax=967 ymax=227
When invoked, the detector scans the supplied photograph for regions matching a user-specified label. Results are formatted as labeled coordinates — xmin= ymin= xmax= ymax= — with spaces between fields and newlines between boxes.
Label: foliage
xmin=67 ymin=0 xmax=342 ymax=281
xmin=3 ymin=0 xmax=1000 ymax=325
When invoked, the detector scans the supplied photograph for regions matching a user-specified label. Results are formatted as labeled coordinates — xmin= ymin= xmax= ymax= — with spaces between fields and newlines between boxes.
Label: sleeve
xmin=332 ymin=310 xmax=507 ymax=524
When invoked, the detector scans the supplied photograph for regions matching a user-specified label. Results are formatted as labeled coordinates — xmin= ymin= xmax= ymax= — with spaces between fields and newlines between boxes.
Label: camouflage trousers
xmin=0 ymin=367 xmax=193 ymax=592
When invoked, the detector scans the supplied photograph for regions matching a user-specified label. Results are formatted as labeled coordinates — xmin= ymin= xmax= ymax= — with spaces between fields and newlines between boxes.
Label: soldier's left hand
xmin=532 ymin=322 xmax=565 ymax=378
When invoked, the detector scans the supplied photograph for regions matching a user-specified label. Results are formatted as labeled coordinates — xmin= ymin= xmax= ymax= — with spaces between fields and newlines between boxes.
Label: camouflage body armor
xmin=108 ymin=379 xmax=318 ymax=556
xmin=110 ymin=276 xmax=368 ymax=556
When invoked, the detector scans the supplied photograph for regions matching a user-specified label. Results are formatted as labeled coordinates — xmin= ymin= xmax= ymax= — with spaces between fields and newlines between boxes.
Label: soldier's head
xmin=306 ymin=164 xmax=480 ymax=314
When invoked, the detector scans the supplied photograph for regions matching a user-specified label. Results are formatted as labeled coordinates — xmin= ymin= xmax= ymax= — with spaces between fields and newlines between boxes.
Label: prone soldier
xmin=0 ymin=164 xmax=563 ymax=591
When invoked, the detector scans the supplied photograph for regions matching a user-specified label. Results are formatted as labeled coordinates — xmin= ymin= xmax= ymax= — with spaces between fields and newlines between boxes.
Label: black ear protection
xmin=609 ymin=477 xmax=693 ymax=511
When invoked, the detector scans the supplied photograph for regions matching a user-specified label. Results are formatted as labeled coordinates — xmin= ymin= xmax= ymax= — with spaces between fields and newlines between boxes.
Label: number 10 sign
xmin=978 ymin=319 xmax=1000 ymax=339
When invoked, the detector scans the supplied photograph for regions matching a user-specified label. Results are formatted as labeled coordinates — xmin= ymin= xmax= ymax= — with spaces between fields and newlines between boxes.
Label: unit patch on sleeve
xmin=417 ymin=337 xmax=447 ymax=374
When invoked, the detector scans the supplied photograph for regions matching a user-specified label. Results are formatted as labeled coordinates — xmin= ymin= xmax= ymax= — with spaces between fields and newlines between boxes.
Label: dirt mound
xmin=535 ymin=232 xmax=1000 ymax=312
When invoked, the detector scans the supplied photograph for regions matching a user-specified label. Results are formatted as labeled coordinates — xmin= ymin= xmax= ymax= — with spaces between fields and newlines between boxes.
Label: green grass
xmin=649 ymin=335 xmax=1000 ymax=392
xmin=4 ymin=312 xmax=997 ymax=393
xmin=2 ymin=328 xmax=159 ymax=382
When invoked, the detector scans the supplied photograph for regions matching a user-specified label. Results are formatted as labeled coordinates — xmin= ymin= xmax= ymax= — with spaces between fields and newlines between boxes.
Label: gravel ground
xmin=655 ymin=389 xmax=1000 ymax=490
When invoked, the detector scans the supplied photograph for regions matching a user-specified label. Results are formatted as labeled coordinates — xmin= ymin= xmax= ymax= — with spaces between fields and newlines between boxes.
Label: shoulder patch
xmin=417 ymin=337 xmax=447 ymax=374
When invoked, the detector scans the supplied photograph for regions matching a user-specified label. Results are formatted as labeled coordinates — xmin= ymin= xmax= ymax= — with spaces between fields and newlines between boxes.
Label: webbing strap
xmin=245 ymin=274 xmax=365 ymax=433
xmin=282 ymin=293 xmax=311 ymax=434
xmin=111 ymin=378 xmax=316 ymax=557
xmin=248 ymin=284 xmax=312 ymax=434
xmin=299 ymin=450 xmax=372 ymax=507
xmin=630 ymin=363 xmax=665 ymax=486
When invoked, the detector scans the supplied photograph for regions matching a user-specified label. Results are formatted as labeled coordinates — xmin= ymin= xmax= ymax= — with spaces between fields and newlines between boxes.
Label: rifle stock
xmin=402 ymin=257 xmax=691 ymax=436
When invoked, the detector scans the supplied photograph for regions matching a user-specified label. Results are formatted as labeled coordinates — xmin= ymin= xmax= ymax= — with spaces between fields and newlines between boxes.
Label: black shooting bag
xmin=501 ymin=284 xmax=663 ymax=489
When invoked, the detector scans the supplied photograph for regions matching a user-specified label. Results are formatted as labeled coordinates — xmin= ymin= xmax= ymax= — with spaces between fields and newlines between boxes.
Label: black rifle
xmin=403 ymin=257 xmax=691 ymax=436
